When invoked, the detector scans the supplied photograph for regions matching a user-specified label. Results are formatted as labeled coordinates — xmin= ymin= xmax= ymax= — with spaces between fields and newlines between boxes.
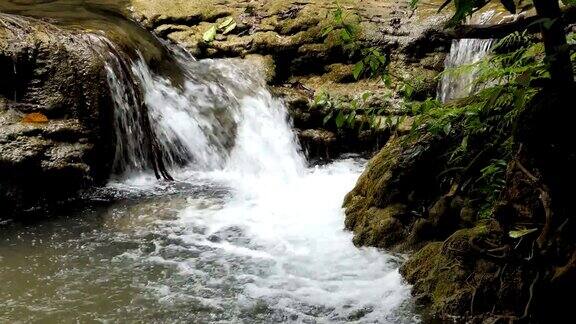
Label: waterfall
xmin=1 ymin=6 xmax=415 ymax=322
xmin=95 ymin=36 xmax=413 ymax=322
xmin=98 ymin=40 xmax=305 ymax=179
xmin=438 ymin=11 xmax=495 ymax=102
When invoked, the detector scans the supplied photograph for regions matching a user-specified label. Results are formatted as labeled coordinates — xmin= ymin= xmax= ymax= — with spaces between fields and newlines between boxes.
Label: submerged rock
xmin=0 ymin=14 xmax=115 ymax=218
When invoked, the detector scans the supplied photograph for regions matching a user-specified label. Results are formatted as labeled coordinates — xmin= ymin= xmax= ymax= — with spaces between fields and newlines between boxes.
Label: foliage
xmin=476 ymin=158 xmax=509 ymax=218
xmin=313 ymin=91 xmax=408 ymax=132
xmin=414 ymin=31 xmax=546 ymax=139
xmin=323 ymin=0 xmax=573 ymax=219
xmin=405 ymin=32 xmax=558 ymax=216
xmin=322 ymin=4 xmax=390 ymax=81
xmin=202 ymin=18 xmax=236 ymax=43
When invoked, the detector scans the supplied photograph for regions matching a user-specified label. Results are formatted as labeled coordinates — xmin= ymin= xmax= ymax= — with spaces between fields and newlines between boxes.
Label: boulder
xmin=343 ymin=133 xmax=456 ymax=250
xmin=0 ymin=14 xmax=115 ymax=218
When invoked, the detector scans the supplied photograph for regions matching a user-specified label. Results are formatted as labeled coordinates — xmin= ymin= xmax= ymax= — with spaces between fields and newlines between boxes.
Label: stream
xmin=1 ymin=157 xmax=415 ymax=322
xmin=0 ymin=1 xmax=418 ymax=322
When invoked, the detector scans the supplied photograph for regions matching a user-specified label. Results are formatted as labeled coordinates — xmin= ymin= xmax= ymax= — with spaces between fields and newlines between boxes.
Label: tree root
xmin=520 ymin=271 xmax=540 ymax=320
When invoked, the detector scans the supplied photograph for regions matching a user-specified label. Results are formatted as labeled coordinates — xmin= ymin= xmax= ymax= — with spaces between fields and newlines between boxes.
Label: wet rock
xmin=130 ymin=0 xmax=450 ymax=157
xmin=0 ymin=14 xmax=115 ymax=218
xmin=299 ymin=129 xmax=337 ymax=144
xmin=343 ymin=133 xmax=456 ymax=250
xmin=298 ymin=128 xmax=337 ymax=159
xmin=347 ymin=204 xmax=408 ymax=249
xmin=244 ymin=54 xmax=276 ymax=83
xmin=399 ymin=221 xmax=523 ymax=321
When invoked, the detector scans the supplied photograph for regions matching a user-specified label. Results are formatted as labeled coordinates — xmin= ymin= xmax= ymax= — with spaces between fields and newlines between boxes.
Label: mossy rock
xmin=400 ymin=221 xmax=527 ymax=320
xmin=343 ymin=133 xmax=456 ymax=250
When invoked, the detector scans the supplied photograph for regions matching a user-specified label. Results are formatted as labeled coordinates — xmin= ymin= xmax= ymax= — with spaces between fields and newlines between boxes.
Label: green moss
xmin=400 ymin=222 xmax=500 ymax=317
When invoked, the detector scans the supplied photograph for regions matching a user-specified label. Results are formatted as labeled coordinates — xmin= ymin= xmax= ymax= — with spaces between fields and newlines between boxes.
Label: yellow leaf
xmin=509 ymin=228 xmax=537 ymax=239
xmin=22 ymin=112 xmax=49 ymax=123
xmin=203 ymin=25 xmax=217 ymax=43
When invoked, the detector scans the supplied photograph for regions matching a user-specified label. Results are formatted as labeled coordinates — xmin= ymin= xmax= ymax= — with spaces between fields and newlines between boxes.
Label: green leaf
xmin=403 ymin=83 xmax=414 ymax=99
xmin=369 ymin=56 xmax=380 ymax=74
xmin=375 ymin=51 xmax=387 ymax=65
xmin=352 ymin=61 xmax=365 ymax=80
xmin=222 ymin=22 xmax=237 ymax=34
xmin=202 ymin=25 xmax=218 ymax=42
xmin=347 ymin=111 xmax=356 ymax=127
xmin=323 ymin=112 xmax=333 ymax=125
xmin=333 ymin=7 xmax=343 ymax=22
xmin=218 ymin=17 xmax=234 ymax=29
xmin=513 ymin=88 xmax=526 ymax=110
xmin=321 ymin=26 xmax=335 ymax=37
xmin=509 ymin=228 xmax=538 ymax=239
xmin=362 ymin=92 xmax=371 ymax=101
xmin=443 ymin=122 xmax=452 ymax=135
xmin=335 ymin=110 xmax=346 ymax=128
xmin=381 ymin=73 xmax=391 ymax=87
xmin=340 ymin=29 xmax=352 ymax=42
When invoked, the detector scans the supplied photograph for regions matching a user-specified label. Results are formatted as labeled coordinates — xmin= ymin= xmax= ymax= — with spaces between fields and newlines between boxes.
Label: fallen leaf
xmin=509 ymin=228 xmax=538 ymax=239
xmin=202 ymin=25 xmax=217 ymax=43
xmin=218 ymin=17 xmax=234 ymax=29
xmin=22 ymin=112 xmax=49 ymax=123
xmin=222 ymin=22 xmax=237 ymax=35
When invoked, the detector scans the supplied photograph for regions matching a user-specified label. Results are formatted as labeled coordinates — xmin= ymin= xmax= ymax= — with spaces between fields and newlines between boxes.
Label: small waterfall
xmin=98 ymin=40 xmax=305 ymax=179
xmin=1 ymin=6 xmax=415 ymax=322
xmin=88 ymin=35 xmax=411 ymax=323
xmin=438 ymin=11 xmax=495 ymax=102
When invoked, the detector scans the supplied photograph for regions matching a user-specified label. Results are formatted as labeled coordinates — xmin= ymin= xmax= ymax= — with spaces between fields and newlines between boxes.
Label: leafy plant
xmin=403 ymin=31 xmax=564 ymax=218
xmin=321 ymin=5 xmax=360 ymax=51
xmin=476 ymin=159 xmax=508 ymax=218
xmin=202 ymin=17 xmax=237 ymax=43
xmin=322 ymin=4 xmax=390 ymax=81
xmin=313 ymin=90 xmax=412 ymax=133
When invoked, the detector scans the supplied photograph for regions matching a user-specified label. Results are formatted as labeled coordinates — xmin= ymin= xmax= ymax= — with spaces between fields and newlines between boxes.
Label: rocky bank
xmin=129 ymin=0 xmax=451 ymax=158
xmin=0 ymin=14 xmax=115 ymax=218
xmin=1 ymin=0 xmax=453 ymax=217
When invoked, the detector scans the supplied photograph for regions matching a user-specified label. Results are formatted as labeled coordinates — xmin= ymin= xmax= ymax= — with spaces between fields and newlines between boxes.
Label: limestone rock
xmin=130 ymin=0 xmax=451 ymax=158
xmin=0 ymin=14 xmax=115 ymax=218
xmin=343 ymin=133 xmax=451 ymax=250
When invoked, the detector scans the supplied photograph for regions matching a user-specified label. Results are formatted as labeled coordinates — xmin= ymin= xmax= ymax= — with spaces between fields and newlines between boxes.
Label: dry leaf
xmin=22 ymin=112 xmax=49 ymax=123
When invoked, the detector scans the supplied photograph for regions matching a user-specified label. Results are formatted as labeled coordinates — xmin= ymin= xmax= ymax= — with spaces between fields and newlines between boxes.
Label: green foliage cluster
xmin=320 ymin=0 xmax=574 ymax=219
xmin=409 ymin=29 xmax=576 ymax=216
xmin=313 ymin=91 xmax=409 ymax=132
xmin=322 ymin=5 xmax=391 ymax=82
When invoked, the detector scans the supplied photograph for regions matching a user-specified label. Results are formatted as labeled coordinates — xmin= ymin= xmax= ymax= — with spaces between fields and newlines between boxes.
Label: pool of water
xmin=1 ymin=159 xmax=417 ymax=323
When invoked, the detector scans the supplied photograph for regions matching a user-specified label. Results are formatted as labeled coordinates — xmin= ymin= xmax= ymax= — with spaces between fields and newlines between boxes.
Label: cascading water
xmin=0 ymin=27 xmax=416 ymax=323
xmin=438 ymin=11 xmax=495 ymax=102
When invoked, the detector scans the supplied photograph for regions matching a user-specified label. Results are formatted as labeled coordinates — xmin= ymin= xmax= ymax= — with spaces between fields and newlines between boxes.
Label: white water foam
xmin=103 ymin=50 xmax=415 ymax=322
